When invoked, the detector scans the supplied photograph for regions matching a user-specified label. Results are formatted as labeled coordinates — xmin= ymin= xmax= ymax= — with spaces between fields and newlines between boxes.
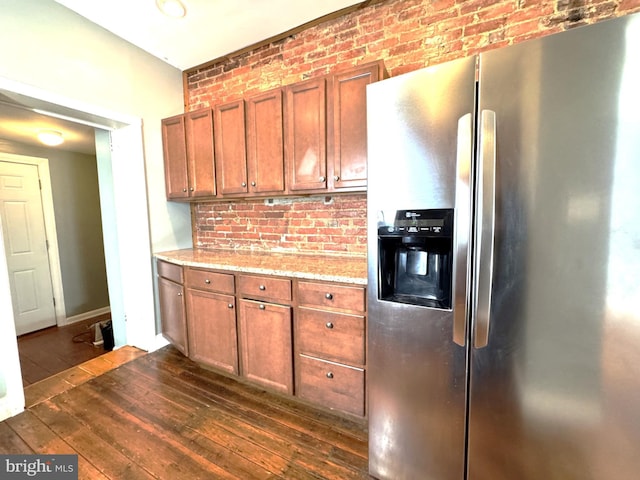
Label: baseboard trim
xmin=64 ymin=306 xmax=111 ymax=326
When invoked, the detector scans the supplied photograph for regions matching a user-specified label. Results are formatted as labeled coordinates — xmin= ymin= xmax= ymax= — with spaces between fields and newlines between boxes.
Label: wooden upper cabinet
xmin=245 ymin=88 xmax=286 ymax=195
xmin=161 ymin=114 xmax=189 ymax=199
xmin=285 ymin=78 xmax=327 ymax=192
xmin=328 ymin=61 xmax=384 ymax=191
xmin=215 ymin=99 xmax=248 ymax=196
xmin=185 ymin=108 xmax=216 ymax=197
xmin=162 ymin=109 xmax=215 ymax=200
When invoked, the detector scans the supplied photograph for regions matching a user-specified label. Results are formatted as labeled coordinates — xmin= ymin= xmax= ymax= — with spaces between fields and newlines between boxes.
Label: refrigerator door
xmin=367 ymin=57 xmax=476 ymax=480
xmin=469 ymin=13 xmax=640 ymax=480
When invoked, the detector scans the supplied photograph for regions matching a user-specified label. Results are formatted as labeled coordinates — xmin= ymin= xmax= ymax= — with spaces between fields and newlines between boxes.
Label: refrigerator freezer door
xmin=367 ymin=56 xmax=476 ymax=480
xmin=468 ymin=14 xmax=640 ymax=480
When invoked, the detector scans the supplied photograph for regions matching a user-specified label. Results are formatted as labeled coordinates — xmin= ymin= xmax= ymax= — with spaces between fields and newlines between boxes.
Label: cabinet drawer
xmin=296 ymin=307 xmax=364 ymax=365
xmin=238 ymin=275 xmax=291 ymax=303
xmin=185 ymin=268 xmax=235 ymax=294
xmin=157 ymin=259 xmax=183 ymax=284
xmin=296 ymin=355 xmax=365 ymax=417
xmin=296 ymin=281 xmax=365 ymax=312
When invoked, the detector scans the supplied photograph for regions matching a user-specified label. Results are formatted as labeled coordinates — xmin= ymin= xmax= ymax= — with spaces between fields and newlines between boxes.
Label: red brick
xmin=188 ymin=0 xmax=638 ymax=254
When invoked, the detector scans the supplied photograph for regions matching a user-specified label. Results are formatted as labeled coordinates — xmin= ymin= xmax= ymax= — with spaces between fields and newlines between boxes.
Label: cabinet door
xmin=328 ymin=62 xmax=381 ymax=190
xmin=286 ymin=78 xmax=327 ymax=192
xmin=246 ymin=88 xmax=285 ymax=195
xmin=185 ymin=108 xmax=216 ymax=197
xmin=238 ymin=299 xmax=293 ymax=394
xmin=186 ymin=289 xmax=238 ymax=374
xmin=158 ymin=276 xmax=188 ymax=355
xmin=161 ymin=115 xmax=189 ymax=199
xmin=215 ymin=100 xmax=248 ymax=196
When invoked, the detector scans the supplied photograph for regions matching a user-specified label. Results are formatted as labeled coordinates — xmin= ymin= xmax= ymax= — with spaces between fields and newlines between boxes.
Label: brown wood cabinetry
xmin=157 ymin=260 xmax=188 ymax=355
xmin=185 ymin=268 xmax=238 ymax=374
xmin=215 ymin=99 xmax=248 ymax=196
xmin=238 ymin=274 xmax=293 ymax=394
xmin=285 ymin=77 xmax=327 ymax=192
xmin=162 ymin=109 xmax=216 ymax=199
xmin=155 ymin=256 xmax=366 ymax=418
xmin=185 ymin=109 xmax=216 ymax=197
xmin=328 ymin=61 xmax=384 ymax=191
xmin=245 ymin=88 xmax=286 ymax=195
xmin=161 ymin=60 xmax=385 ymax=201
xmin=161 ymin=115 xmax=188 ymax=199
xmin=238 ymin=299 xmax=293 ymax=394
xmin=294 ymin=280 xmax=366 ymax=416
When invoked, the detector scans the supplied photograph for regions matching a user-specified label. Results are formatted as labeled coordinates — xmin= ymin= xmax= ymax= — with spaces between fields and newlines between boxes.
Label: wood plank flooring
xmin=2 ymin=345 xmax=372 ymax=480
xmin=18 ymin=315 xmax=112 ymax=386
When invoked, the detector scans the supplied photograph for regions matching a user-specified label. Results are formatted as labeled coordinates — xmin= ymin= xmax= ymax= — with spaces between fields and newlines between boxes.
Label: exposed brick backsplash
xmin=194 ymin=194 xmax=367 ymax=255
xmin=187 ymin=0 xmax=640 ymax=255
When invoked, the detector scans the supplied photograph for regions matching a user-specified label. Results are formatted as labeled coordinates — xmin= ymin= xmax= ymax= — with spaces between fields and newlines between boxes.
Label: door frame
xmin=0 ymin=153 xmax=66 ymax=326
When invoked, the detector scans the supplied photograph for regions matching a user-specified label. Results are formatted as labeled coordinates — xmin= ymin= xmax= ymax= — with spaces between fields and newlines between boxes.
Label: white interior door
xmin=0 ymin=161 xmax=56 ymax=335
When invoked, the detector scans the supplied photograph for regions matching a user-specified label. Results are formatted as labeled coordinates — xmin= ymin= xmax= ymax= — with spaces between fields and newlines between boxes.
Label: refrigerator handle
xmin=452 ymin=113 xmax=473 ymax=347
xmin=474 ymin=110 xmax=497 ymax=349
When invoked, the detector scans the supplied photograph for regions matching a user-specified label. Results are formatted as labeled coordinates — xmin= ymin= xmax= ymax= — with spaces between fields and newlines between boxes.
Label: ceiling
xmin=1 ymin=0 xmax=364 ymax=156
xmin=54 ymin=0 xmax=364 ymax=71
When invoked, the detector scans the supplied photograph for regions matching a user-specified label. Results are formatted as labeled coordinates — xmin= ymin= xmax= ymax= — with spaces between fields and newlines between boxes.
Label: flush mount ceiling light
xmin=37 ymin=130 xmax=64 ymax=147
xmin=156 ymin=0 xmax=187 ymax=18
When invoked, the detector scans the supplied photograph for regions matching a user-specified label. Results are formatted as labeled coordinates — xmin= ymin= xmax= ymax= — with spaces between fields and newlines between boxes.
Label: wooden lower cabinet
xmin=296 ymin=354 xmax=365 ymax=417
xmin=186 ymin=289 xmax=238 ymax=374
xmin=157 ymin=260 xmax=188 ymax=356
xmin=294 ymin=279 xmax=367 ymax=417
xmin=158 ymin=276 xmax=188 ymax=356
xmin=157 ymin=260 xmax=367 ymax=418
xmin=238 ymin=299 xmax=293 ymax=394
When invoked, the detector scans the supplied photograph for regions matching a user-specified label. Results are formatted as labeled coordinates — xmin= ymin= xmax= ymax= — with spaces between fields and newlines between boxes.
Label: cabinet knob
xmin=177 ymin=292 xmax=182 ymax=297
xmin=204 ymin=279 xmax=211 ymax=284
xmin=326 ymin=372 xmax=334 ymax=379
xmin=259 ymin=285 xmax=266 ymax=291
xmin=182 ymin=188 xmax=187 ymax=192
xmin=325 ymin=322 xmax=334 ymax=329
xmin=319 ymin=176 xmax=326 ymax=183
xmin=259 ymin=304 xmax=266 ymax=310
xmin=241 ymin=182 xmax=247 ymax=187
xmin=334 ymin=175 xmax=340 ymax=181
xmin=325 ymin=293 xmax=333 ymax=300
xmin=251 ymin=181 xmax=256 ymax=187
xmin=189 ymin=187 xmax=194 ymax=192
xmin=228 ymin=303 xmax=234 ymax=309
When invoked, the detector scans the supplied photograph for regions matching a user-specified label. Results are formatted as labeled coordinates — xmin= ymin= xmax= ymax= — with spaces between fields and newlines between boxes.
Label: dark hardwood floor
xmin=17 ymin=314 xmax=111 ymax=386
xmin=1 ymin=345 xmax=371 ymax=480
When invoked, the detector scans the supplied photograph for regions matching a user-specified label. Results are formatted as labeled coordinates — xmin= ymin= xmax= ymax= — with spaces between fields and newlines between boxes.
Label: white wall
xmin=0 ymin=0 xmax=192 ymax=419
xmin=0 ymin=219 xmax=25 ymax=419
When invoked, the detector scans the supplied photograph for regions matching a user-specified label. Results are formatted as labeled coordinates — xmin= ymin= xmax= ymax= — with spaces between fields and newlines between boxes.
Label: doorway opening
xmin=0 ymin=81 xmax=157 ymax=403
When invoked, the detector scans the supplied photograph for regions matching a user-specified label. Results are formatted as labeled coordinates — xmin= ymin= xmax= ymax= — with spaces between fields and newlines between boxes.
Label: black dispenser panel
xmin=378 ymin=209 xmax=453 ymax=309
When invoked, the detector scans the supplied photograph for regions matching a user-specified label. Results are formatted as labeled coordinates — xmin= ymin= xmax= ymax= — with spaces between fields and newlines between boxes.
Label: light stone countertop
xmin=155 ymin=248 xmax=368 ymax=285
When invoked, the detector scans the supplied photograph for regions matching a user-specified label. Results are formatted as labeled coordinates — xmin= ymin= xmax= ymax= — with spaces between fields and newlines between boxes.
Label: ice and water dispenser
xmin=377 ymin=209 xmax=454 ymax=309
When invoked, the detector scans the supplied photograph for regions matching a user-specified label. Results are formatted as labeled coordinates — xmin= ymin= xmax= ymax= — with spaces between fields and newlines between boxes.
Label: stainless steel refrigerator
xmin=366 ymin=12 xmax=640 ymax=480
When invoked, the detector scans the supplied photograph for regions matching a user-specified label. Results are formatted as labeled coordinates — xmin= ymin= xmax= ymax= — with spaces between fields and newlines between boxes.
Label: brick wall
xmin=194 ymin=194 xmax=366 ymax=254
xmin=186 ymin=0 xmax=640 ymax=256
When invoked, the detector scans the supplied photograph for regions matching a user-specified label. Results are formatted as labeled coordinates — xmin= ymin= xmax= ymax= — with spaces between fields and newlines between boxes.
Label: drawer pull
xmin=259 ymin=285 xmax=266 ymax=291
xmin=204 ymin=279 xmax=211 ymax=284
xmin=228 ymin=303 xmax=234 ymax=309
xmin=325 ymin=293 xmax=333 ymax=300
xmin=259 ymin=304 xmax=266 ymax=310
xmin=326 ymin=372 xmax=334 ymax=379
xmin=325 ymin=322 xmax=334 ymax=329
